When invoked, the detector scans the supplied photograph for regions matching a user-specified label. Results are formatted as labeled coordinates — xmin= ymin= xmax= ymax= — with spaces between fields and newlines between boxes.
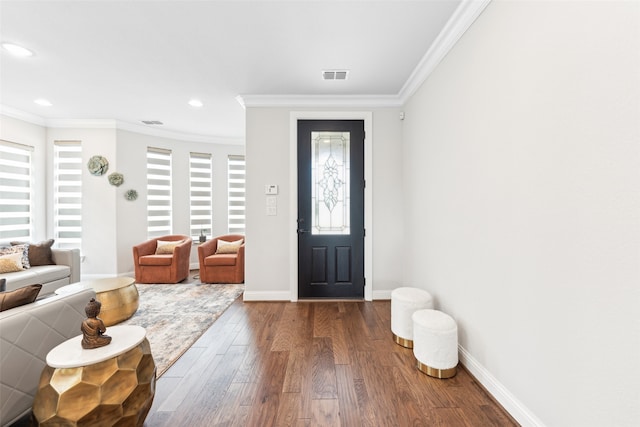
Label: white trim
xmin=289 ymin=111 xmax=373 ymax=302
xmin=243 ymin=291 xmax=291 ymax=301
xmin=0 ymin=104 xmax=47 ymax=126
xmin=458 ymin=345 xmax=547 ymax=427
xmin=372 ymin=290 xmax=392 ymax=300
xmin=398 ymin=0 xmax=492 ymax=102
xmin=0 ymin=107 xmax=244 ymax=145
xmin=239 ymin=94 xmax=402 ymax=109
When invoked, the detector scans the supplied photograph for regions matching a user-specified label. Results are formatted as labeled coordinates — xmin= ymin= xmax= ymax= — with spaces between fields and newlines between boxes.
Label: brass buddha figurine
xmin=81 ymin=298 xmax=112 ymax=349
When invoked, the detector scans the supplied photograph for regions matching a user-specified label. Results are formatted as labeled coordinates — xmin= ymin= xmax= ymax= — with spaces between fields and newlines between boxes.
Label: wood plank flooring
xmin=145 ymin=298 xmax=519 ymax=427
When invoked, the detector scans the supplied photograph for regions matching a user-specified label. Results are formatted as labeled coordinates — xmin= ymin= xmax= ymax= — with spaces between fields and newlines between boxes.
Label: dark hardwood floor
xmin=146 ymin=298 xmax=519 ymax=427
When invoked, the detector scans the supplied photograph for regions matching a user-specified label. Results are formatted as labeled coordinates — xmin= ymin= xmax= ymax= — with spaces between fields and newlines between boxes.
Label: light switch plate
xmin=265 ymin=184 xmax=279 ymax=195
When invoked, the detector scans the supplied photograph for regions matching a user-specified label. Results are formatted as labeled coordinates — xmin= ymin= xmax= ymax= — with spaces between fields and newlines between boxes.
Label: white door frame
xmin=289 ymin=111 xmax=373 ymax=301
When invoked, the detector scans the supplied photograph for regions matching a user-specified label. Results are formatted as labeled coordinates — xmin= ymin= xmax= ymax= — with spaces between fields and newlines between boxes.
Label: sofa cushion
xmin=0 ymin=284 xmax=42 ymax=312
xmin=11 ymin=239 xmax=55 ymax=266
xmin=205 ymin=254 xmax=238 ymax=267
xmin=4 ymin=265 xmax=71 ymax=290
xmin=0 ymin=252 xmax=24 ymax=273
xmin=0 ymin=244 xmax=30 ymax=269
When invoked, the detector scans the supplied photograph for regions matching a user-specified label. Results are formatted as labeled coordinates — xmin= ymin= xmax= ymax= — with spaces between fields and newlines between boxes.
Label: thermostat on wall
xmin=265 ymin=184 xmax=279 ymax=195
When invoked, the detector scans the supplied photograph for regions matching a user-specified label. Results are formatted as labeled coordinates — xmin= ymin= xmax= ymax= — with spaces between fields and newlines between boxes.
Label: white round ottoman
xmin=412 ymin=309 xmax=458 ymax=379
xmin=391 ymin=287 xmax=434 ymax=348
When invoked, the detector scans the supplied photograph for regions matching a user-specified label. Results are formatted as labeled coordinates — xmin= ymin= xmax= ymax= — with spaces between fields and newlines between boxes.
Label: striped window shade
xmin=53 ymin=141 xmax=82 ymax=249
xmin=189 ymin=152 xmax=213 ymax=239
xmin=147 ymin=147 xmax=172 ymax=239
xmin=0 ymin=140 xmax=34 ymax=241
xmin=227 ymin=155 xmax=245 ymax=235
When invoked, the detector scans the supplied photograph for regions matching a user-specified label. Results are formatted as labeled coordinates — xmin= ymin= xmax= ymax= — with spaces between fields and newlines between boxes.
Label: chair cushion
xmin=139 ymin=255 xmax=174 ymax=266
xmin=215 ymin=239 xmax=243 ymax=254
xmin=205 ymin=254 xmax=237 ymax=266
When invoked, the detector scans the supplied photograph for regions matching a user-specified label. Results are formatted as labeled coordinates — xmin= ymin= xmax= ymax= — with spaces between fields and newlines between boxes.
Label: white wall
xmin=244 ymin=107 xmax=404 ymax=300
xmin=402 ymin=1 xmax=639 ymax=426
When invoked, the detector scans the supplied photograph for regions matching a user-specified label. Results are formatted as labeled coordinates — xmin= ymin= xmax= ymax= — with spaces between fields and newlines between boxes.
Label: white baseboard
xmin=458 ymin=345 xmax=546 ymax=427
xmin=242 ymin=290 xmax=291 ymax=301
xmin=372 ymin=290 xmax=392 ymax=300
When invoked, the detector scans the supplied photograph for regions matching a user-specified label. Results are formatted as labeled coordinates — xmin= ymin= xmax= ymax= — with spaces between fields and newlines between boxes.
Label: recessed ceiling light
xmin=2 ymin=43 xmax=34 ymax=57
xmin=188 ymin=99 xmax=203 ymax=108
xmin=34 ymin=98 xmax=52 ymax=107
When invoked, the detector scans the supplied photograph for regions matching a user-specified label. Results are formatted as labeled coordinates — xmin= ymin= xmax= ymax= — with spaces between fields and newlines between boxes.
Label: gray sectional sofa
xmin=1 ymin=248 xmax=81 ymax=297
xmin=0 ymin=288 xmax=96 ymax=426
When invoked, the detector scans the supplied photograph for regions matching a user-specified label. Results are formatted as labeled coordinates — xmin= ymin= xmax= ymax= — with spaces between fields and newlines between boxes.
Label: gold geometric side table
xmin=55 ymin=277 xmax=139 ymax=326
xmin=33 ymin=325 xmax=156 ymax=427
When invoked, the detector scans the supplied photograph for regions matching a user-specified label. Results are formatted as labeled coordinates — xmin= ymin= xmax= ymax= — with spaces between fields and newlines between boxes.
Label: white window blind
xmin=189 ymin=152 xmax=213 ymax=239
xmin=0 ymin=140 xmax=33 ymax=241
xmin=147 ymin=147 xmax=172 ymax=239
xmin=53 ymin=141 xmax=82 ymax=249
xmin=227 ymin=155 xmax=245 ymax=234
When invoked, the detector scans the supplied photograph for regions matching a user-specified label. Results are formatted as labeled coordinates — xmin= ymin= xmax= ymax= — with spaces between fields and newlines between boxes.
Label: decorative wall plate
xmin=108 ymin=172 xmax=124 ymax=187
xmin=124 ymin=189 xmax=138 ymax=201
xmin=87 ymin=155 xmax=109 ymax=176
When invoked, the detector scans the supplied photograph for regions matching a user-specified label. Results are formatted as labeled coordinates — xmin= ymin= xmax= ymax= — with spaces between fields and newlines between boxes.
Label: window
xmin=227 ymin=155 xmax=245 ymax=234
xmin=53 ymin=141 xmax=82 ymax=249
xmin=0 ymin=140 xmax=33 ymax=241
xmin=189 ymin=152 xmax=213 ymax=239
xmin=147 ymin=147 xmax=172 ymax=239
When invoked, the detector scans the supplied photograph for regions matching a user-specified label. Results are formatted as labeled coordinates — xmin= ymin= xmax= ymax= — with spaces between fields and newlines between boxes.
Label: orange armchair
xmin=198 ymin=234 xmax=245 ymax=284
xmin=133 ymin=235 xmax=192 ymax=284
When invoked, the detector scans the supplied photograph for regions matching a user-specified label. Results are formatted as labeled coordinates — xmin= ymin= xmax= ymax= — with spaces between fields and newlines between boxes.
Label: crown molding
xmin=398 ymin=0 xmax=491 ymax=103
xmin=238 ymin=94 xmax=403 ymax=109
xmin=0 ymin=107 xmax=244 ymax=145
xmin=0 ymin=104 xmax=47 ymax=126
xmin=114 ymin=120 xmax=245 ymax=145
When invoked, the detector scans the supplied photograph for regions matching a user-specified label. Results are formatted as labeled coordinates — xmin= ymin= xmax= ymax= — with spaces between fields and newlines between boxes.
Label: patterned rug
xmin=120 ymin=281 xmax=244 ymax=377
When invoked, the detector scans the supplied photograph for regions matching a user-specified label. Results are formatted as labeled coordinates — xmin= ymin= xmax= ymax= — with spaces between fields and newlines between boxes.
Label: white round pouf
xmin=412 ymin=309 xmax=458 ymax=378
xmin=391 ymin=287 xmax=434 ymax=348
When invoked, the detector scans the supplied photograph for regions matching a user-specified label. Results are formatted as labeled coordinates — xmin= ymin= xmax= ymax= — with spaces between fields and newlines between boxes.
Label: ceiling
xmin=1 ymin=0 xmax=466 ymax=143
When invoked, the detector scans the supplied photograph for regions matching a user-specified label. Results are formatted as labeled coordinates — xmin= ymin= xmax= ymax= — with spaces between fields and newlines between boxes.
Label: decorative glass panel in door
xmin=311 ymin=131 xmax=350 ymax=235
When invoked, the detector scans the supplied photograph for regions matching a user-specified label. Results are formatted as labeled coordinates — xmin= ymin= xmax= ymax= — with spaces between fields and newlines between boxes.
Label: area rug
xmin=120 ymin=282 xmax=244 ymax=377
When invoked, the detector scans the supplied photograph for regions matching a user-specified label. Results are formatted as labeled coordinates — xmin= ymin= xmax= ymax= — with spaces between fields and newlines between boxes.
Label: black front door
xmin=297 ymin=120 xmax=365 ymax=298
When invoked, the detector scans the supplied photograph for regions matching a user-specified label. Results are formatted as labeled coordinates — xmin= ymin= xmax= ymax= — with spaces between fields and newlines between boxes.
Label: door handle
xmin=297 ymin=229 xmax=310 ymax=234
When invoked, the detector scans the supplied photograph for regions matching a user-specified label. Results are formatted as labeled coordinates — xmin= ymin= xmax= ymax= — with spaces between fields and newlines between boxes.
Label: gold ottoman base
xmin=392 ymin=333 xmax=413 ymax=349
xmin=97 ymin=282 xmax=139 ymax=326
xmin=33 ymin=338 xmax=156 ymax=427
xmin=416 ymin=360 xmax=457 ymax=379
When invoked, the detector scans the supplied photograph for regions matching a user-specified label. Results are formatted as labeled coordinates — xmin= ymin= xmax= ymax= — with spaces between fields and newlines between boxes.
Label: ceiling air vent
xmin=322 ymin=70 xmax=349 ymax=80
xmin=141 ymin=120 xmax=163 ymax=125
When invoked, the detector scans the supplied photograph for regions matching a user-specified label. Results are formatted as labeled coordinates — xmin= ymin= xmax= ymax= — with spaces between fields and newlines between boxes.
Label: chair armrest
xmin=51 ymin=248 xmax=81 ymax=283
xmin=198 ymin=238 xmax=218 ymax=260
xmin=173 ymin=238 xmax=192 ymax=261
xmin=133 ymin=239 xmax=157 ymax=259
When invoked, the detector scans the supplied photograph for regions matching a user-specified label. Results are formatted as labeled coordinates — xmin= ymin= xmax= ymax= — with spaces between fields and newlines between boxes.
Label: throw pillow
xmin=155 ymin=240 xmax=184 ymax=255
xmin=11 ymin=239 xmax=55 ymax=266
xmin=0 ymin=252 xmax=25 ymax=273
xmin=0 ymin=244 xmax=30 ymax=269
xmin=0 ymin=284 xmax=42 ymax=312
xmin=215 ymin=238 xmax=243 ymax=254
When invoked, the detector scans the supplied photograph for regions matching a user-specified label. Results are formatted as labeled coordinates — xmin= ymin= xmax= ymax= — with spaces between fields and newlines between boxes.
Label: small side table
xmin=33 ymin=325 xmax=156 ymax=427
xmin=56 ymin=277 xmax=139 ymax=326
